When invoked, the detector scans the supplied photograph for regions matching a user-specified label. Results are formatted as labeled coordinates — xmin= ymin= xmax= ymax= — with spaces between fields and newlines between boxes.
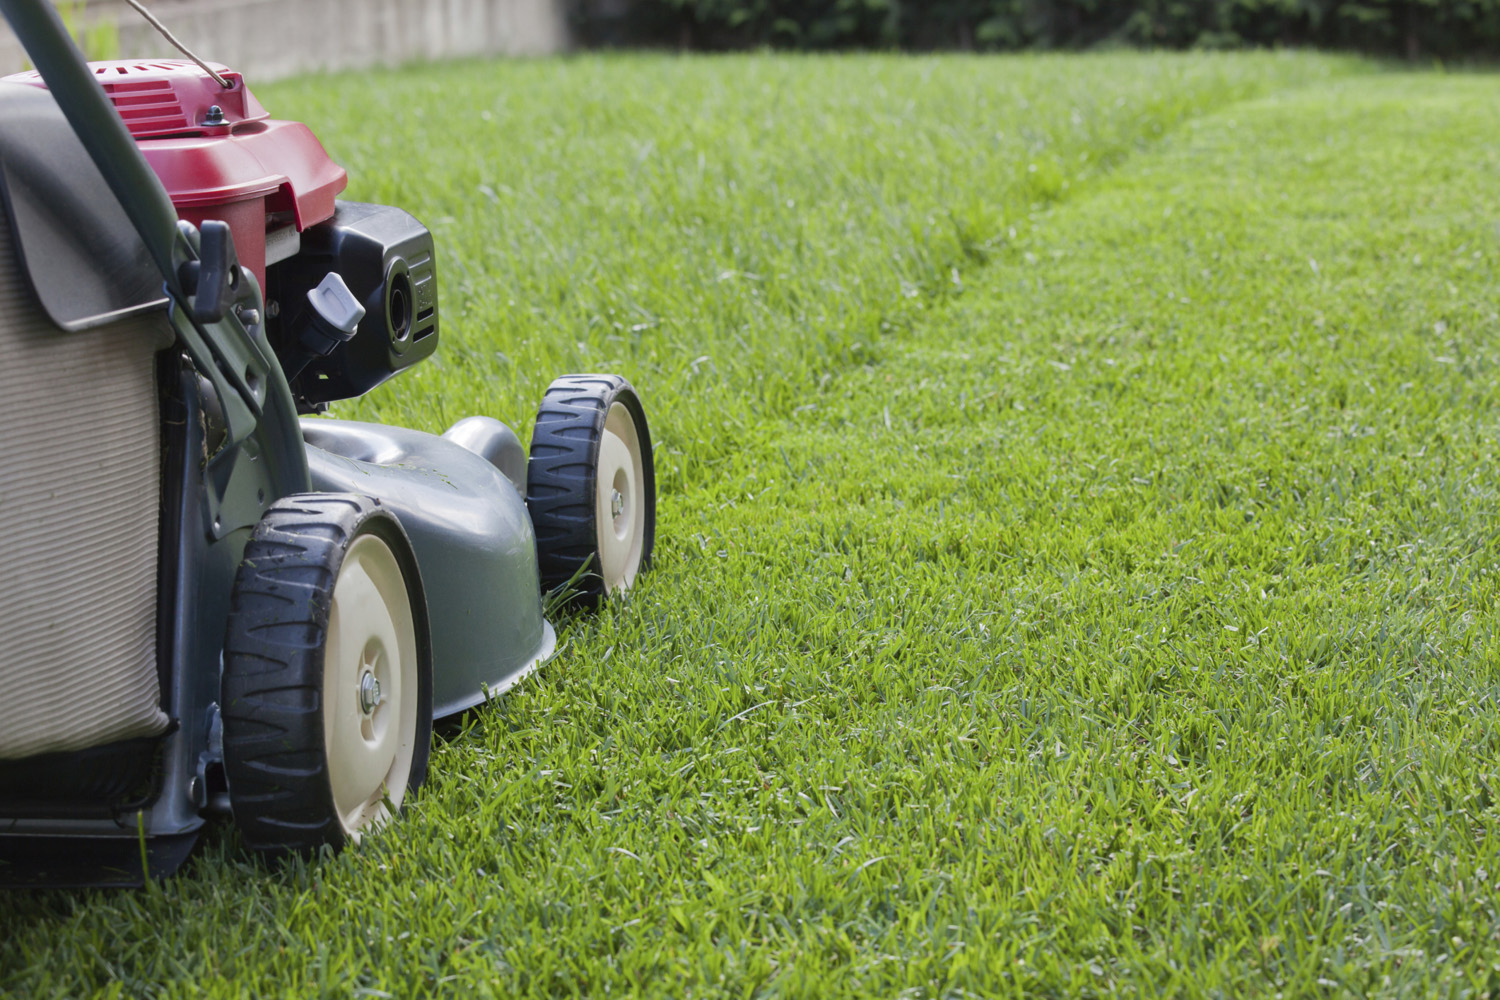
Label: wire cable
xmin=121 ymin=0 xmax=230 ymax=88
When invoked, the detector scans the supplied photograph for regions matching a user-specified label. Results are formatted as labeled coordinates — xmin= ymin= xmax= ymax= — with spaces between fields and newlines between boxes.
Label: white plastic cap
xmin=307 ymin=271 xmax=366 ymax=335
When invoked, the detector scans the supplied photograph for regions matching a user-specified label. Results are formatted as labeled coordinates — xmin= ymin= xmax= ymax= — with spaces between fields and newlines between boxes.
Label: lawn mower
xmin=0 ymin=0 xmax=655 ymax=886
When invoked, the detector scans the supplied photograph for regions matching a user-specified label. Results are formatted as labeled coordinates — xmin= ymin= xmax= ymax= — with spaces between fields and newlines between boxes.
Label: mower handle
xmin=0 ymin=0 xmax=312 ymax=512
xmin=0 ymin=0 xmax=185 ymax=293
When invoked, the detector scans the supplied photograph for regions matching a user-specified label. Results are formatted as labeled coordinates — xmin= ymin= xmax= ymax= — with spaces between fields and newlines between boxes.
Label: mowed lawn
xmin=6 ymin=51 xmax=1500 ymax=998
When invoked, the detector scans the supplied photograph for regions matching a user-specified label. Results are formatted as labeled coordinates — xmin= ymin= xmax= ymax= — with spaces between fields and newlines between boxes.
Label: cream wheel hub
xmin=323 ymin=533 xmax=419 ymax=841
xmin=594 ymin=401 xmax=646 ymax=593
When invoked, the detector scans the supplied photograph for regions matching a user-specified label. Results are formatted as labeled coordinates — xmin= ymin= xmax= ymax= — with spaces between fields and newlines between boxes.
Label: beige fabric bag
xmin=0 ymin=221 xmax=172 ymax=760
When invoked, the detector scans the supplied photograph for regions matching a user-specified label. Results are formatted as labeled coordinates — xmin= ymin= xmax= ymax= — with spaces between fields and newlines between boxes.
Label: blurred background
xmin=581 ymin=0 xmax=1500 ymax=58
xmin=1 ymin=0 xmax=1494 ymax=81
xmin=0 ymin=0 xmax=570 ymax=79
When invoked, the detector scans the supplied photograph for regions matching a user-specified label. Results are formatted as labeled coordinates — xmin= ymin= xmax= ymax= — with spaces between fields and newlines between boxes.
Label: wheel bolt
xmin=359 ymin=670 xmax=381 ymax=714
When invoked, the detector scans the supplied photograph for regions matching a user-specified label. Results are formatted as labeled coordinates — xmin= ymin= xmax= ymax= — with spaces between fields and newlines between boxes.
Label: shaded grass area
xmin=6 ymin=52 xmax=1500 ymax=999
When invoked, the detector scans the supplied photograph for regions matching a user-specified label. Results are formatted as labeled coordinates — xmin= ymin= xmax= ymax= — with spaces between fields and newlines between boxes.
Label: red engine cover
xmin=4 ymin=60 xmax=347 ymax=288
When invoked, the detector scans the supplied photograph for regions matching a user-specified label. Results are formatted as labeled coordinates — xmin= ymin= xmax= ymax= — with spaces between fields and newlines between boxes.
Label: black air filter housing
xmin=268 ymin=200 xmax=438 ymax=408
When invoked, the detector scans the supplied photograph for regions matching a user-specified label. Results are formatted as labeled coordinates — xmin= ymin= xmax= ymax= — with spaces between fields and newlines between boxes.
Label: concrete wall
xmin=0 ymin=0 xmax=571 ymax=81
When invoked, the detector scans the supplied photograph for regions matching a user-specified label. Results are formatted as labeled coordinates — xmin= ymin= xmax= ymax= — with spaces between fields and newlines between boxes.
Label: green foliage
xmin=23 ymin=3 xmax=119 ymax=70
xmin=55 ymin=2 xmax=121 ymax=61
xmin=581 ymin=0 xmax=1500 ymax=55
xmin=80 ymin=17 xmax=121 ymax=63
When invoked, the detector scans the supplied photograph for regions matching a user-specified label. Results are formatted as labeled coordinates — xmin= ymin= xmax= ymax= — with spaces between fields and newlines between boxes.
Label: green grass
xmin=6 ymin=51 xmax=1500 ymax=998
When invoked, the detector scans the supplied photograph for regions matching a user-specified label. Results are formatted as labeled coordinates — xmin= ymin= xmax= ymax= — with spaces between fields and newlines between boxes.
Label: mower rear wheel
xmin=221 ymin=494 xmax=432 ymax=856
xmin=526 ymin=375 xmax=655 ymax=602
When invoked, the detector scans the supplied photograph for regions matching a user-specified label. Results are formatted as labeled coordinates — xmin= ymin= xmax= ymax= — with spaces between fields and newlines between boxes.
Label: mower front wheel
xmin=527 ymin=375 xmax=656 ymax=603
xmin=221 ymin=494 xmax=432 ymax=856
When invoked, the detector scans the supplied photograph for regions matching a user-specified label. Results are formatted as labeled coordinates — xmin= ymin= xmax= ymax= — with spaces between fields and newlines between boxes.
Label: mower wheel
xmin=526 ymin=374 xmax=655 ymax=602
xmin=221 ymin=494 xmax=432 ymax=856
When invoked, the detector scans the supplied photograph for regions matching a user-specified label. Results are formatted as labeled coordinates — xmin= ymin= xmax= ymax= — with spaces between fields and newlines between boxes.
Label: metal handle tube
xmin=0 ymin=0 xmax=184 ymax=290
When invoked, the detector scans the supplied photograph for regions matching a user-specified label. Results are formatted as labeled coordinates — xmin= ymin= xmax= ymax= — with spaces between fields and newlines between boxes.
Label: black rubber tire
xmin=526 ymin=374 xmax=656 ymax=603
xmin=221 ymin=494 xmax=433 ymax=857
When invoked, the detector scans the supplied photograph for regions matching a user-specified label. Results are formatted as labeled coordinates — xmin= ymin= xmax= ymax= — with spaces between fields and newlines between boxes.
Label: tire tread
xmin=525 ymin=374 xmax=656 ymax=604
xmin=221 ymin=494 xmax=432 ymax=858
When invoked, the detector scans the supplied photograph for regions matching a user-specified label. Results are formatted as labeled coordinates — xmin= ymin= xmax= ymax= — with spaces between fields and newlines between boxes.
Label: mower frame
xmin=0 ymin=0 xmax=653 ymax=883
